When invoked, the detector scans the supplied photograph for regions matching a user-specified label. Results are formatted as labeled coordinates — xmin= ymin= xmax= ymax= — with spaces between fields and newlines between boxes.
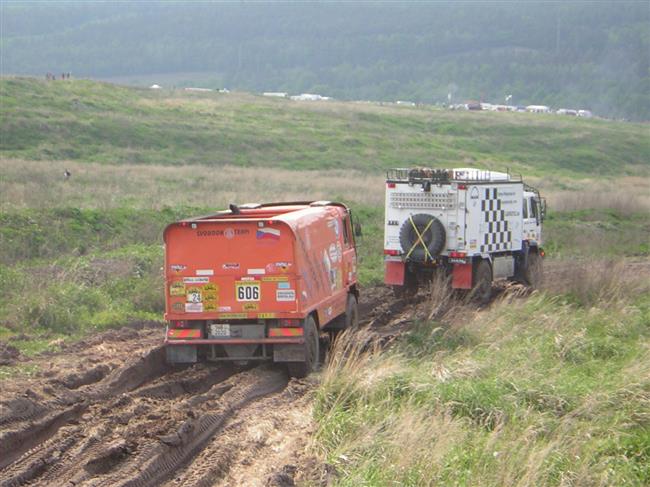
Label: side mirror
xmin=354 ymin=222 xmax=363 ymax=237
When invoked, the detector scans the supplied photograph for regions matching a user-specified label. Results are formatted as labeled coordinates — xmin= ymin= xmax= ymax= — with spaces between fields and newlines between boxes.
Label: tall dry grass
xmin=530 ymin=176 xmax=650 ymax=215
xmin=543 ymin=258 xmax=650 ymax=306
xmin=0 ymin=158 xmax=385 ymax=210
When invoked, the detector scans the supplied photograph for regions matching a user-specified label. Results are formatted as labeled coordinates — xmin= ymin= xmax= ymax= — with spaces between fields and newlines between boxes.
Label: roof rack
xmin=386 ymin=167 xmax=523 ymax=184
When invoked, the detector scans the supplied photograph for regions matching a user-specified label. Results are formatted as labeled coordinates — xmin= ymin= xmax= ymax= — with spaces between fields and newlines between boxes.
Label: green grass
xmin=2 ymin=77 xmax=649 ymax=177
xmin=1 ymin=200 xmax=645 ymax=363
xmin=0 ymin=203 xmax=385 ymax=354
xmin=544 ymin=209 xmax=650 ymax=257
xmin=315 ymin=289 xmax=650 ymax=485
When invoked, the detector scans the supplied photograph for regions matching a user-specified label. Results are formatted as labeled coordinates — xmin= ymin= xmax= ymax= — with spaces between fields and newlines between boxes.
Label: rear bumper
xmin=165 ymin=337 xmax=304 ymax=346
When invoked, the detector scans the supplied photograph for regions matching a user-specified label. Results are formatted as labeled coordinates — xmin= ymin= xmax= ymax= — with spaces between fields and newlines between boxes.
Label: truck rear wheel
xmin=287 ymin=316 xmax=319 ymax=378
xmin=471 ymin=260 xmax=492 ymax=304
xmin=523 ymin=251 xmax=543 ymax=288
xmin=345 ymin=293 xmax=359 ymax=329
xmin=392 ymin=269 xmax=418 ymax=298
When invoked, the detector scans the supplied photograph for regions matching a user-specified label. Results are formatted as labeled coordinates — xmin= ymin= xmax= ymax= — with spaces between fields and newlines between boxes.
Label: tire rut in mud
xmin=103 ymin=367 xmax=288 ymax=487
xmin=0 ymin=360 xmax=286 ymax=487
xmin=0 ymin=346 xmax=170 ymax=476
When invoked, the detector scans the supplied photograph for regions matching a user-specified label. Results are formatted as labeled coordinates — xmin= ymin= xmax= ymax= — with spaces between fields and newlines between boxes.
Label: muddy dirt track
xmin=0 ymin=287 xmax=402 ymax=487
xmin=2 ymin=259 xmax=649 ymax=486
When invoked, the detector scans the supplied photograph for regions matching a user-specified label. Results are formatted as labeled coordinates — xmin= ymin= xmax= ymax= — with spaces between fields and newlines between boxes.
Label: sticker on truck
xmin=256 ymin=227 xmax=280 ymax=240
xmin=169 ymin=281 xmax=185 ymax=296
xmin=183 ymin=277 xmax=209 ymax=284
xmin=185 ymin=302 xmax=203 ymax=313
xmin=276 ymin=289 xmax=296 ymax=301
xmin=186 ymin=287 xmax=202 ymax=303
xmin=235 ymin=281 xmax=261 ymax=301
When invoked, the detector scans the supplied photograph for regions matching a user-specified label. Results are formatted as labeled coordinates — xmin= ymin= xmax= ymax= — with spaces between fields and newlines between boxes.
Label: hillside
xmin=1 ymin=2 xmax=649 ymax=120
xmin=1 ymin=78 xmax=649 ymax=177
xmin=1 ymin=75 xmax=649 ymax=485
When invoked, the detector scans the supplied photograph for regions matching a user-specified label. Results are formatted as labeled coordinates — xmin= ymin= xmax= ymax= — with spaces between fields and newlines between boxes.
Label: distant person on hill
xmin=63 ymin=169 xmax=71 ymax=180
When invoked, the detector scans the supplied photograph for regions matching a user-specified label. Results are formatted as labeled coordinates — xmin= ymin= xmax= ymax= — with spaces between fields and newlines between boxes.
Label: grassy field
xmin=1 ymin=156 xmax=648 ymax=360
xmin=1 ymin=77 xmax=649 ymax=484
xmin=2 ymin=77 xmax=649 ymax=177
xmin=316 ymin=269 xmax=650 ymax=485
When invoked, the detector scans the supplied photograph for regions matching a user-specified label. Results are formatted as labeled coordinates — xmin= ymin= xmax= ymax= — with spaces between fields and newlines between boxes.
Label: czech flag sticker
xmin=257 ymin=227 xmax=281 ymax=240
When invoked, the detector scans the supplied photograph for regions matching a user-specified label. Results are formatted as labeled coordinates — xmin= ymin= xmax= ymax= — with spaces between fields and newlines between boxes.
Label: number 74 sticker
xmin=235 ymin=281 xmax=261 ymax=301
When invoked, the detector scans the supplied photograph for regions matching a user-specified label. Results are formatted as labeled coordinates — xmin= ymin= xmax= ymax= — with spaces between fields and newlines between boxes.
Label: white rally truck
xmin=384 ymin=168 xmax=545 ymax=301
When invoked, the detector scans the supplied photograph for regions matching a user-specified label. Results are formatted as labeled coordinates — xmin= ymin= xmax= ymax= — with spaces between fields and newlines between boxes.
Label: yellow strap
xmin=405 ymin=216 xmax=434 ymax=261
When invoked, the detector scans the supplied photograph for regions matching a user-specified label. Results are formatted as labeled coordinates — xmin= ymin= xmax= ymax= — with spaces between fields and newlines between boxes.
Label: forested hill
xmin=2 ymin=1 xmax=649 ymax=120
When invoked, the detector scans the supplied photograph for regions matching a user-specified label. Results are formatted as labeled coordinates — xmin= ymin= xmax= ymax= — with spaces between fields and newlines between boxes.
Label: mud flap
xmin=384 ymin=260 xmax=405 ymax=285
xmin=166 ymin=345 xmax=197 ymax=364
xmin=273 ymin=344 xmax=305 ymax=363
xmin=452 ymin=263 xmax=473 ymax=289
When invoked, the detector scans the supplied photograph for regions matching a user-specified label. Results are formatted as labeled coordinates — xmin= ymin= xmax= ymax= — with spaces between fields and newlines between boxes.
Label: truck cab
xmin=522 ymin=190 xmax=544 ymax=246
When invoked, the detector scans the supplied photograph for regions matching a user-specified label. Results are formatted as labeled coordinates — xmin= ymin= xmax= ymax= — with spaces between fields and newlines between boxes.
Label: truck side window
xmin=531 ymin=199 xmax=538 ymax=220
xmin=342 ymin=216 xmax=350 ymax=246
xmin=522 ymin=199 xmax=529 ymax=218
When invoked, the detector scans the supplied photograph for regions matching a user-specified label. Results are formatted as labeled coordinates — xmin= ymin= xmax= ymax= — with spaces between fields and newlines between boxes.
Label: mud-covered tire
xmin=345 ymin=293 xmax=359 ymax=329
xmin=471 ymin=260 xmax=492 ymax=304
xmin=523 ymin=251 xmax=543 ymax=288
xmin=399 ymin=214 xmax=446 ymax=262
xmin=287 ymin=316 xmax=319 ymax=378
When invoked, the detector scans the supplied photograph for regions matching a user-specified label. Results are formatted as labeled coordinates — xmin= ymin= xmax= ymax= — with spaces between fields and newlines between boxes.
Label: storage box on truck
xmin=163 ymin=201 xmax=359 ymax=377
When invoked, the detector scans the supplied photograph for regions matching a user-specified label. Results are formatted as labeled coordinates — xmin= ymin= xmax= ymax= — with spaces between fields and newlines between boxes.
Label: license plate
xmin=210 ymin=324 xmax=230 ymax=337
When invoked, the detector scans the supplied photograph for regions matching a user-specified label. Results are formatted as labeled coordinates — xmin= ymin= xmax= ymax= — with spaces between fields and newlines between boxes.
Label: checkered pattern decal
xmin=480 ymin=188 xmax=511 ymax=252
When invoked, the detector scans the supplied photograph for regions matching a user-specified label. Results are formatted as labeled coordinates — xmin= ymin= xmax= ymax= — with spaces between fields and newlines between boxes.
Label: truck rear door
xmin=164 ymin=220 xmax=297 ymax=319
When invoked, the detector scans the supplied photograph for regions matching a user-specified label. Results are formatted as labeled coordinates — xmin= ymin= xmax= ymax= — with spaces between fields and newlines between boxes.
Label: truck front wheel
xmin=523 ymin=251 xmax=543 ymax=289
xmin=287 ymin=316 xmax=319 ymax=378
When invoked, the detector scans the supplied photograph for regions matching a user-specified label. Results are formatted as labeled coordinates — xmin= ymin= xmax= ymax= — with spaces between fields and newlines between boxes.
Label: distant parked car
xmin=556 ymin=109 xmax=577 ymax=116
xmin=526 ymin=105 xmax=551 ymax=113
xmin=577 ymin=110 xmax=593 ymax=118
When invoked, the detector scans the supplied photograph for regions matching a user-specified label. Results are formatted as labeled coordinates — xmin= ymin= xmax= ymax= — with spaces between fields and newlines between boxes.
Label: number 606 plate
xmin=235 ymin=281 xmax=261 ymax=301
xmin=210 ymin=324 xmax=230 ymax=337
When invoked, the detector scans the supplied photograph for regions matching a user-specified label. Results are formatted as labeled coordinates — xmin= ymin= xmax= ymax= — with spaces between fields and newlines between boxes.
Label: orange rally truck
xmin=163 ymin=201 xmax=359 ymax=377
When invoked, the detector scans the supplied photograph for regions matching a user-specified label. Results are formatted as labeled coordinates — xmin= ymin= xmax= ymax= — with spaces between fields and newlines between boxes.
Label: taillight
xmin=457 ymin=184 xmax=467 ymax=190
xmin=279 ymin=319 xmax=301 ymax=327
xmin=171 ymin=320 xmax=188 ymax=328
xmin=384 ymin=249 xmax=400 ymax=256
xmin=387 ymin=182 xmax=396 ymax=188
xmin=449 ymin=251 xmax=466 ymax=258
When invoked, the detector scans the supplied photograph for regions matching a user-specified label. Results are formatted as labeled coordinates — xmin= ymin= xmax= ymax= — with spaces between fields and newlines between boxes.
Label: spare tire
xmin=399 ymin=214 xmax=446 ymax=262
